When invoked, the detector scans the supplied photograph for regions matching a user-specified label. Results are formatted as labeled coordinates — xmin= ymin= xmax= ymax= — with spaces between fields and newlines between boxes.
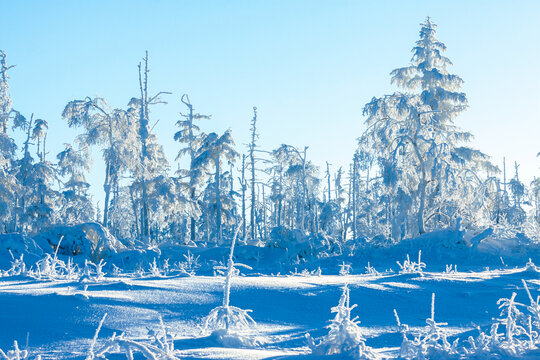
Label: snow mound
xmin=33 ymin=222 xmax=125 ymax=261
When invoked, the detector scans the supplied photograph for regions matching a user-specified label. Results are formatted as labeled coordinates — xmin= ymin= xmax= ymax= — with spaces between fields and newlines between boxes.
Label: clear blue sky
xmin=1 ymin=0 xmax=539 ymax=205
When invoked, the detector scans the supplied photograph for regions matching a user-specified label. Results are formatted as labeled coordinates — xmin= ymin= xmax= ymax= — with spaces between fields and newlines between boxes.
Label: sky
xmin=1 ymin=0 xmax=539 ymax=206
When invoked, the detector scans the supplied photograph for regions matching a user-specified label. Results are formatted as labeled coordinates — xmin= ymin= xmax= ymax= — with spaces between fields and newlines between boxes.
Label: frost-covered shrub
xmin=444 ymin=264 xmax=457 ymax=274
xmin=79 ymin=259 xmax=106 ymax=282
xmin=176 ymin=250 xmax=200 ymax=275
xmin=397 ymin=251 xmax=426 ymax=275
xmin=86 ymin=313 xmax=181 ymax=360
xmin=464 ymin=288 xmax=540 ymax=358
xmin=0 ymin=341 xmax=41 ymax=360
xmin=31 ymin=254 xmax=81 ymax=281
xmin=522 ymin=280 xmax=540 ymax=333
xmin=339 ymin=262 xmax=352 ymax=275
xmin=394 ymin=293 xmax=459 ymax=359
xmin=364 ymin=262 xmax=380 ymax=276
xmin=148 ymin=258 xmax=170 ymax=277
xmin=1 ymin=252 xmax=26 ymax=276
xmin=307 ymin=285 xmax=379 ymax=359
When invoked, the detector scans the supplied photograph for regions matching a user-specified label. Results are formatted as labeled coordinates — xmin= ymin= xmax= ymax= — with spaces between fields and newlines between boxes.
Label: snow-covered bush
xmin=444 ymin=264 xmax=457 ymax=274
xmin=1 ymin=252 xmax=26 ymax=276
xmin=148 ymin=258 xmax=170 ymax=277
xmin=397 ymin=251 xmax=426 ymax=275
xmin=522 ymin=280 xmax=540 ymax=333
xmin=80 ymin=259 xmax=106 ymax=282
xmin=178 ymin=250 xmax=200 ymax=274
xmin=339 ymin=262 xmax=352 ymax=275
xmin=394 ymin=293 xmax=459 ymax=359
xmin=364 ymin=262 xmax=379 ymax=276
xmin=0 ymin=341 xmax=41 ymax=360
xmin=307 ymin=285 xmax=379 ymax=359
xmin=86 ymin=313 xmax=180 ymax=359
xmin=464 ymin=287 xmax=540 ymax=357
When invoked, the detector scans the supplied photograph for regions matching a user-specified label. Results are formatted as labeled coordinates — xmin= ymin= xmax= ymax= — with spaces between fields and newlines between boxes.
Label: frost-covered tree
xmin=56 ymin=144 xmax=94 ymax=224
xmin=193 ymin=130 xmax=238 ymax=243
xmin=248 ymin=107 xmax=258 ymax=241
xmin=268 ymin=144 xmax=320 ymax=235
xmin=12 ymin=115 xmax=54 ymax=232
xmin=174 ymin=94 xmax=210 ymax=242
xmin=390 ymin=17 xmax=467 ymax=126
xmin=62 ymin=97 xmax=139 ymax=228
xmin=0 ymin=51 xmax=23 ymax=232
xmin=359 ymin=18 xmax=497 ymax=240
xmin=131 ymin=51 xmax=170 ymax=242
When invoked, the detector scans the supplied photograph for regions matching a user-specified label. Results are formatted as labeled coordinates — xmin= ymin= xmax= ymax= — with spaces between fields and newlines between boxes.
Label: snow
xmin=0 ymin=240 xmax=538 ymax=359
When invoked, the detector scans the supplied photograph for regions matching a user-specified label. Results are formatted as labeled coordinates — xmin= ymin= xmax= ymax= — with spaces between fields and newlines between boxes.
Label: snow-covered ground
xmin=1 ymin=256 xmax=539 ymax=359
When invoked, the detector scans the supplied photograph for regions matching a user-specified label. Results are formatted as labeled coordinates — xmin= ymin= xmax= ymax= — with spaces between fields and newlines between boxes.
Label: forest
xmin=0 ymin=17 xmax=539 ymax=360
xmin=1 ymin=19 xmax=538 ymax=249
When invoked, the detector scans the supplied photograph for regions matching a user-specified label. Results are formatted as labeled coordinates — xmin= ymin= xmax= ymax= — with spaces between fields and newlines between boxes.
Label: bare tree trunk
xmin=138 ymin=51 xmax=151 ymax=242
xmin=326 ymin=161 xmax=331 ymax=202
xmin=249 ymin=107 xmax=257 ymax=240
xmin=103 ymin=162 xmax=111 ymax=227
xmin=352 ymin=157 xmax=358 ymax=239
xmin=240 ymin=155 xmax=247 ymax=240
xmin=215 ymin=154 xmax=222 ymax=243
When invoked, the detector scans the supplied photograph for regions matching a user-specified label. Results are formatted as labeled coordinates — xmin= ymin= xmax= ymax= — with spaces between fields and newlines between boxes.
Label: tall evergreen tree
xmin=174 ymin=94 xmax=210 ymax=242
xmin=193 ymin=130 xmax=238 ymax=243
xmin=360 ymin=18 xmax=497 ymax=240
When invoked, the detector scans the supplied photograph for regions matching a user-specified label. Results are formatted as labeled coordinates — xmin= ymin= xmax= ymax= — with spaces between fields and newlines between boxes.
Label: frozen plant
xmin=525 ymin=258 xmax=539 ymax=272
xmin=149 ymin=258 xmax=169 ymax=277
xmin=203 ymin=223 xmax=258 ymax=346
xmin=86 ymin=313 xmax=181 ymax=359
xmin=396 ymin=251 xmax=426 ymax=275
xmin=0 ymin=340 xmax=41 ymax=360
xmin=364 ymin=262 xmax=379 ymax=276
xmin=339 ymin=262 xmax=352 ymax=275
xmin=464 ymin=324 xmax=503 ymax=357
xmin=465 ymin=287 xmax=540 ymax=357
xmin=444 ymin=264 xmax=457 ymax=274
xmin=112 ymin=264 xmax=121 ymax=277
xmin=307 ymin=285 xmax=379 ymax=359
xmin=393 ymin=309 xmax=420 ymax=359
xmin=182 ymin=251 xmax=200 ymax=272
xmin=134 ymin=265 xmax=146 ymax=278
xmin=3 ymin=252 xmax=26 ymax=276
xmin=496 ymin=292 xmax=526 ymax=344
xmin=301 ymin=267 xmax=321 ymax=276
xmin=522 ymin=280 xmax=540 ymax=333
xmin=422 ymin=293 xmax=459 ymax=356
xmin=393 ymin=293 xmax=458 ymax=359
xmin=81 ymin=260 xmax=106 ymax=282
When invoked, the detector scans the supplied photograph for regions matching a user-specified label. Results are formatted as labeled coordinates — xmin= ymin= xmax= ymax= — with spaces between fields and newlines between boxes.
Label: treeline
xmin=1 ymin=19 xmax=539 ymax=249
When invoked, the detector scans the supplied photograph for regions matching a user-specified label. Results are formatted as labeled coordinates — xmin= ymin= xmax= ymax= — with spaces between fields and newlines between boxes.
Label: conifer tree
xmin=174 ymin=94 xmax=210 ymax=242
xmin=193 ymin=130 xmax=238 ymax=243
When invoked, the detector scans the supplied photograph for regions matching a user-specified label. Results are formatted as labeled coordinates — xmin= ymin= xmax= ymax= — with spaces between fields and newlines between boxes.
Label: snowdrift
xmin=0 ymin=222 xmax=125 ymax=269
xmin=33 ymin=222 xmax=126 ymax=261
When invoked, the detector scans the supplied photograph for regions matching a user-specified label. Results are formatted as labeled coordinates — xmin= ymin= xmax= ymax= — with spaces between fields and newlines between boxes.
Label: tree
xmin=390 ymin=17 xmax=467 ymax=126
xmin=62 ymin=97 xmax=139 ymax=228
xmin=359 ymin=18 xmax=497 ymax=240
xmin=56 ymin=144 xmax=94 ymax=224
xmin=193 ymin=130 xmax=238 ymax=243
xmin=0 ymin=51 xmax=22 ymax=232
xmin=133 ymin=51 xmax=170 ymax=242
xmin=248 ymin=107 xmax=258 ymax=240
xmin=174 ymin=94 xmax=210 ymax=242
xmin=12 ymin=114 xmax=55 ymax=232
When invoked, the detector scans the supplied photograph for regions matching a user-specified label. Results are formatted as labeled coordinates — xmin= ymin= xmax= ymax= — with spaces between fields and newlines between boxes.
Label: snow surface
xmin=0 ymin=248 xmax=539 ymax=359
